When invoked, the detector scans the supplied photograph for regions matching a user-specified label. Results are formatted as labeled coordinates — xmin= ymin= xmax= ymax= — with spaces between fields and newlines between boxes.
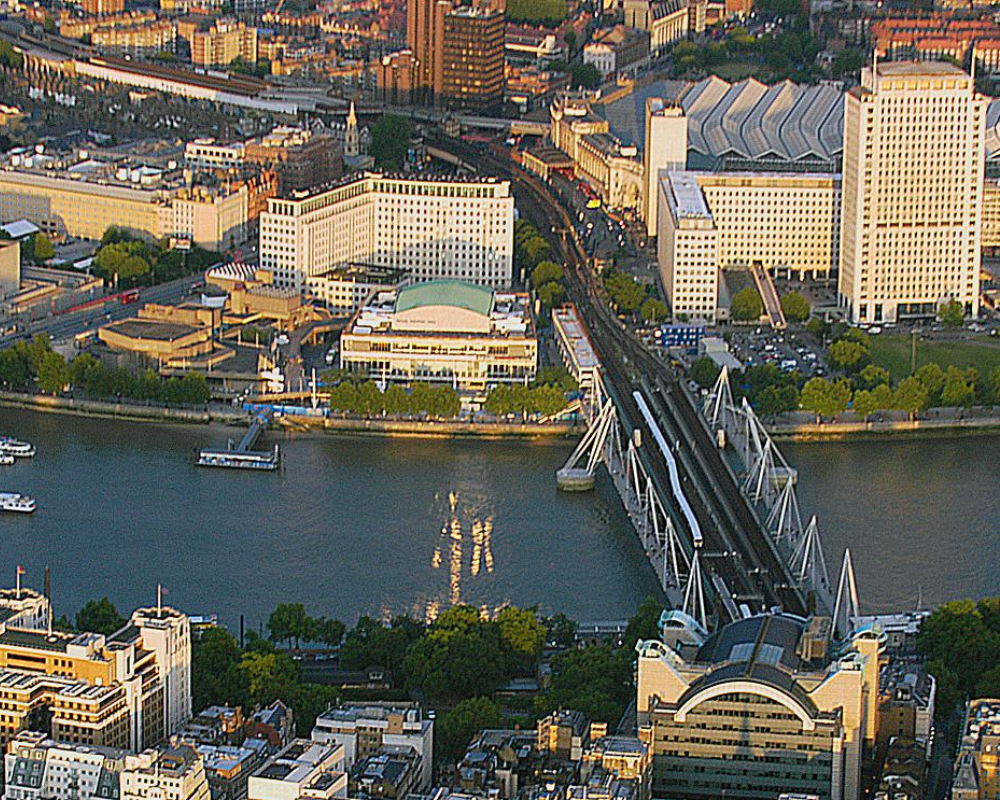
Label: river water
xmin=0 ymin=408 xmax=662 ymax=630
xmin=1 ymin=407 xmax=996 ymax=628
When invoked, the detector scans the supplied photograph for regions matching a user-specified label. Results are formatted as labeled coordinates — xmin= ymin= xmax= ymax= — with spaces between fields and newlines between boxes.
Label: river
xmin=0 ymin=408 xmax=662 ymax=630
xmin=1 ymin=407 xmax=996 ymax=629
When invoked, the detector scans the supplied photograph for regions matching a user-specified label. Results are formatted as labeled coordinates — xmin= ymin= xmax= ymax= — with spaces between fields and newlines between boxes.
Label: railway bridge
xmin=426 ymin=138 xmax=852 ymax=634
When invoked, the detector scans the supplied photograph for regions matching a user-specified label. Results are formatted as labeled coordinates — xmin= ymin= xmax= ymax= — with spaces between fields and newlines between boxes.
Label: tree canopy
xmin=76 ymin=597 xmax=126 ymax=636
xmin=371 ymin=115 xmax=415 ymax=171
xmin=730 ymin=287 xmax=763 ymax=322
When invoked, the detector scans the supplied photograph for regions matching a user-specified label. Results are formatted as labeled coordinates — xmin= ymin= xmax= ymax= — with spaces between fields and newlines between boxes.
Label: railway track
xmin=433 ymin=138 xmax=808 ymax=617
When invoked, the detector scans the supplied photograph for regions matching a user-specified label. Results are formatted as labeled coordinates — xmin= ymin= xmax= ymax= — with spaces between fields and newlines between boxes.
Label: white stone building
xmin=839 ymin=61 xmax=985 ymax=324
xmin=258 ymin=174 xmax=514 ymax=293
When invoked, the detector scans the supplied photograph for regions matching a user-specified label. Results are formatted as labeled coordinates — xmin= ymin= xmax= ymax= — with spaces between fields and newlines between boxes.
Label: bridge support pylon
xmin=556 ymin=395 xmax=617 ymax=492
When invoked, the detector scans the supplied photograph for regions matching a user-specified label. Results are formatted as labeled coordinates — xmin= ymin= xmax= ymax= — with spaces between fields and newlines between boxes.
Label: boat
xmin=0 ymin=455 xmax=13 ymax=466
xmin=0 ymin=493 xmax=35 ymax=513
xmin=0 ymin=438 xmax=35 ymax=458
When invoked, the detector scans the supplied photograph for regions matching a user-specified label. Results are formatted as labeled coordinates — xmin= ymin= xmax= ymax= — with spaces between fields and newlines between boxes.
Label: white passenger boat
xmin=0 ymin=493 xmax=35 ymax=513
xmin=0 ymin=438 xmax=35 ymax=458
xmin=0 ymin=455 xmax=13 ymax=466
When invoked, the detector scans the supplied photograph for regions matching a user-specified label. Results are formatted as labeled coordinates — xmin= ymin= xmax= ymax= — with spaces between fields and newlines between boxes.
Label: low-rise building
xmin=3 ymin=731 xmax=126 ymax=800
xmin=196 ymin=740 xmax=269 ymax=800
xmin=637 ymin=614 xmax=883 ymax=800
xmin=350 ymin=746 xmax=422 ymax=800
xmin=304 ymin=266 xmax=410 ymax=316
xmin=339 ymin=282 xmax=537 ymax=393
xmin=552 ymin=305 xmax=599 ymax=396
xmin=121 ymin=745 xmax=211 ymax=800
xmin=951 ymin=698 xmax=1000 ymax=800
xmin=878 ymin=662 xmax=935 ymax=758
xmin=623 ymin=0 xmax=688 ymax=52
xmin=245 ymin=701 xmax=294 ymax=751
xmin=537 ymin=711 xmax=589 ymax=761
xmin=311 ymin=703 xmax=433 ymax=791
xmin=248 ymin=739 xmax=347 ymax=800
xmin=582 ymin=26 xmax=649 ymax=78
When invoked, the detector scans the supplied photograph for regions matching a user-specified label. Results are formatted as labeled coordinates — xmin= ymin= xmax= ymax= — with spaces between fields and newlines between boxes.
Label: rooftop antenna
xmin=157 ymin=584 xmax=162 ymax=616
xmin=872 ymin=47 xmax=878 ymax=94
xmin=15 ymin=565 xmax=23 ymax=600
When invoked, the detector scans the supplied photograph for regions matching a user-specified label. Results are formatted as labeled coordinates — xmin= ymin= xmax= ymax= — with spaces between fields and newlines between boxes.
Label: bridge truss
xmin=558 ymin=373 xmax=697 ymax=616
xmin=704 ymin=368 xmax=834 ymax=613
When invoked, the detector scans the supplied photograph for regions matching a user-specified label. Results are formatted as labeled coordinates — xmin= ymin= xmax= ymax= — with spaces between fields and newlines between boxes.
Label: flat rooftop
xmin=665 ymin=172 xmax=712 ymax=219
xmin=877 ymin=60 xmax=966 ymax=77
xmin=103 ymin=319 xmax=202 ymax=342
xmin=552 ymin=306 xmax=599 ymax=370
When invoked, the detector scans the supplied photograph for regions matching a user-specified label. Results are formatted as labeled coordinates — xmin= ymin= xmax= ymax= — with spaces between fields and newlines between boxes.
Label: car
xmin=276 ymin=334 xmax=290 ymax=345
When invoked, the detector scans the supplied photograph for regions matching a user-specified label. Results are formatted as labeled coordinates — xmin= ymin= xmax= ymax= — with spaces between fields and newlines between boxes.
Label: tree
xmin=267 ymin=603 xmax=311 ymax=649
xmin=851 ymin=389 xmax=877 ymax=421
xmin=856 ymin=364 xmax=890 ymax=391
xmin=941 ymin=366 xmax=977 ymax=407
xmin=828 ymin=339 xmax=870 ymax=373
xmin=543 ymin=645 xmax=633 ymax=725
xmin=780 ymin=292 xmax=810 ymax=323
xmin=799 ymin=377 xmax=851 ymax=420
xmin=76 ymin=597 xmax=125 ymax=635
xmin=938 ymin=299 xmax=965 ymax=328
xmin=531 ymin=261 xmax=563 ymax=286
xmin=730 ymin=287 xmax=763 ymax=322
xmin=370 ymin=115 xmax=415 ymax=171
xmin=437 ymin=698 xmax=503 ymax=763
xmin=641 ymin=298 xmax=669 ymax=324
xmin=537 ymin=281 xmax=565 ymax=308
xmin=32 ymin=233 xmax=54 ymax=263
xmin=94 ymin=241 xmax=151 ymax=284
xmin=240 ymin=651 xmax=300 ymax=706
xmin=403 ymin=606 xmax=513 ymax=704
xmin=339 ymin=615 xmax=423 ymax=675
xmin=832 ymin=48 xmax=863 ymax=78
xmin=313 ymin=617 xmax=346 ymax=647
xmin=497 ymin=607 xmax=546 ymax=669
xmin=689 ymin=357 xmax=721 ymax=389
xmin=193 ymin=627 xmax=250 ymax=711
xmin=567 ymin=62 xmax=601 ymax=89
xmin=915 ymin=362 xmax=945 ymax=398
xmin=36 ymin=351 xmax=69 ymax=395
xmin=543 ymin=613 xmax=578 ymax=648
xmin=623 ymin=596 xmax=662 ymax=651
xmin=893 ymin=376 xmax=929 ymax=419
xmin=755 ymin=384 xmax=800 ymax=417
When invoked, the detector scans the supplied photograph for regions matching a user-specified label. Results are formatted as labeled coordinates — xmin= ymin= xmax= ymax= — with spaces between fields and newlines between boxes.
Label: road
xmin=0 ymin=274 xmax=204 ymax=348
xmin=432 ymin=137 xmax=808 ymax=617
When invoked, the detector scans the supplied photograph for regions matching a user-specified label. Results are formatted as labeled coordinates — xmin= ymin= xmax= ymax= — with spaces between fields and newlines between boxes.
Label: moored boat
xmin=0 ymin=493 xmax=35 ymax=513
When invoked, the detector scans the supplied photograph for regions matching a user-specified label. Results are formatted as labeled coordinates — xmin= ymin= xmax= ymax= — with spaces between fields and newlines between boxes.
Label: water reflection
xmin=428 ymin=491 xmax=496 ymax=620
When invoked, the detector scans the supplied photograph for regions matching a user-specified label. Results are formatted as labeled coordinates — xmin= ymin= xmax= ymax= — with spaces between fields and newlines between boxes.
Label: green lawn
xmin=870 ymin=334 xmax=1000 ymax=381
xmin=709 ymin=61 xmax=766 ymax=81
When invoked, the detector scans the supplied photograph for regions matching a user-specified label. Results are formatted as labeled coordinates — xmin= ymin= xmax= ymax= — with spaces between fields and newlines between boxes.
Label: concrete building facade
xmin=657 ymin=172 xmax=718 ymax=322
xmin=259 ymin=174 xmax=513 ymax=292
xmin=839 ymin=61 xmax=985 ymax=324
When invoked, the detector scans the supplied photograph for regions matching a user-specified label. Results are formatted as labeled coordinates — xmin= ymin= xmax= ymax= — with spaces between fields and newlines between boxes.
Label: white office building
xmin=130 ymin=606 xmax=193 ymax=738
xmin=259 ymin=173 xmax=514 ymax=293
xmin=644 ymin=98 xmax=688 ymax=238
xmin=657 ymin=172 xmax=718 ymax=323
xmin=839 ymin=61 xmax=985 ymax=324
xmin=697 ymin=172 xmax=841 ymax=279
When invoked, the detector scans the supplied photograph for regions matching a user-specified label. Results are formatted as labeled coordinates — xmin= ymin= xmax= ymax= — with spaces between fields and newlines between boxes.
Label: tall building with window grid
xmin=839 ymin=61 xmax=985 ymax=324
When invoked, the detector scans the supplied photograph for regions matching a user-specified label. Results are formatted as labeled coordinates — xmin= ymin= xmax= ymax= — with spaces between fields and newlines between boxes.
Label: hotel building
xmin=258 ymin=173 xmax=513 ymax=293
xmin=636 ymin=613 xmax=883 ymax=800
xmin=339 ymin=281 xmax=537 ymax=391
xmin=839 ymin=61 xmax=985 ymax=324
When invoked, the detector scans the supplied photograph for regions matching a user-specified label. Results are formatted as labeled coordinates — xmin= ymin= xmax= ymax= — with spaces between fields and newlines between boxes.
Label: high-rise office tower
xmin=405 ymin=0 xmax=505 ymax=108
xmin=441 ymin=6 xmax=505 ymax=110
xmin=839 ymin=61 xmax=985 ymax=324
